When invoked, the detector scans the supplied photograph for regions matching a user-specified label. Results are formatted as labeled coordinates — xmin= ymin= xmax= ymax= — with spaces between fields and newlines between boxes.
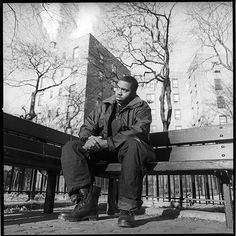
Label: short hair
xmin=120 ymin=75 xmax=138 ymax=92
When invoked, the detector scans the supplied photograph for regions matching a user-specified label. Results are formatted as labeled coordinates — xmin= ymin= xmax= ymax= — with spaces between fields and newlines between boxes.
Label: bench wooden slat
xmin=150 ymin=124 xmax=233 ymax=146
xmin=154 ymin=160 xmax=233 ymax=172
xmin=3 ymin=113 xmax=79 ymax=145
xmin=4 ymin=147 xmax=61 ymax=170
xmin=105 ymin=160 xmax=233 ymax=174
xmin=4 ymin=133 xmax=62 ymax=157
xmin=154 ymin=143 xmax=233 ymax=162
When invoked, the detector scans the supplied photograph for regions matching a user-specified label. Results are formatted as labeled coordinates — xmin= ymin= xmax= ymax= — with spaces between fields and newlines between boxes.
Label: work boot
xmin=58 ymin=185 xmax=101 ymax=222
xmin=117 ymin=210 xmax=135 ymax=227
xmin=70 ymin=194 xmax=81 ymax=204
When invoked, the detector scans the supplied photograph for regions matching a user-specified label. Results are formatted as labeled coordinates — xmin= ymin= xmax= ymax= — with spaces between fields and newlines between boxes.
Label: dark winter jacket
xmin=78 ymin=95 xmax=152 ymax=151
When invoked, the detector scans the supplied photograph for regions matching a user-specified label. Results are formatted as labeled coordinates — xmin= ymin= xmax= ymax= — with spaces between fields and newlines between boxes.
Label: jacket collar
xmin=103 ymin=95 xmax=143 ymax=108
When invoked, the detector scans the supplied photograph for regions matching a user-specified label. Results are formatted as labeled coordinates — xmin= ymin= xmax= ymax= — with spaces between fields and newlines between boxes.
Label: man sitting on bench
xmin=58 ymin=75 xmax=156 ymax=227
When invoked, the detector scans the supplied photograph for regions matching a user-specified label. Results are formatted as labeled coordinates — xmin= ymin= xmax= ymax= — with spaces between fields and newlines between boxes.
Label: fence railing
xmin=4 ymin=165 xmax=234 ymax=206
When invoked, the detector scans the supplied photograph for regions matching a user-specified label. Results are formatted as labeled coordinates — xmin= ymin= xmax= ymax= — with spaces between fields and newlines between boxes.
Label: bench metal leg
xmin=107 ymin=177 xmax=118 ymax=215
xmin=44 ymin=171 xmax=58 ymax=214
xmin=218 ymin=172 xmax=233 ymax=228
xmin=29 ymin=169 xmax=37 ymax=200
xmin=222 ymin=182 xmax=233 ymax=228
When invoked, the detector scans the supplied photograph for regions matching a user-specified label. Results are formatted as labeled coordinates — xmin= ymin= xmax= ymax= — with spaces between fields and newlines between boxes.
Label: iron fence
xmin=3 ymin=165 xmax=234 ymax=206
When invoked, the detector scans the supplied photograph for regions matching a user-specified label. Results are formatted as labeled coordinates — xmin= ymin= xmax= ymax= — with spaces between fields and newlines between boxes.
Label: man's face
xmin=115 ymin=80 xmax=135 ymax=105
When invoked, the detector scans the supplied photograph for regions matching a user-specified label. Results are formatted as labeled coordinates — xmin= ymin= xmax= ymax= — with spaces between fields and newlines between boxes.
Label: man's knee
xmin=62 ymin=140 xmax=77 ymax=152
xmin=61 ymin=140 xmax=84 ymax=159
xmin=123 ymin=137 xmax=143 ymax=149
xmin=119 ymin=137 xmax=155 ymax=161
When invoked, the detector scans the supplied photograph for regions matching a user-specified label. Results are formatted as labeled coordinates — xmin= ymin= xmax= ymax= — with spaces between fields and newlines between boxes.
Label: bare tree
xmin=3 ymin=3 xmax=80 ymax=45
xmin=37 ymin=86 xmax=86 ymax=135
xmin=4 ymin=40 xmax=78 ymax=121
xmin=101 ymin=2 xmax=177 ymax=131
xmin=186 ymin=2 xmax=233 ymax=72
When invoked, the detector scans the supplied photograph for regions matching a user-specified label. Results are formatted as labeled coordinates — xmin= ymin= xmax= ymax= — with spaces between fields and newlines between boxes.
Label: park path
xmin=4 ymin=203 xmax=233 ymax=235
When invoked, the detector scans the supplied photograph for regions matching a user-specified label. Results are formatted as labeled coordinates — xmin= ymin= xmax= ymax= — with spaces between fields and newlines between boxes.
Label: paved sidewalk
xmin=3 ymin=203 xmax=234 ymax=235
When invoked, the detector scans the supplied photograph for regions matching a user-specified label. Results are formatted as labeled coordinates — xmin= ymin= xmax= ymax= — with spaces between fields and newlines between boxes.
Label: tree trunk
xmin=27 ymin=92 xmax=37 ymax=121
xmin=159 ymin=78 xmax=172 ymax=131
xmin=165 ymin=81 xmax=172 ymax=130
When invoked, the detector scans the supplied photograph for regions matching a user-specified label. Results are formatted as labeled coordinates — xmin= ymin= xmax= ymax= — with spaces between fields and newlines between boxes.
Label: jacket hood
xmin=103 ymin=95 xmax=144 ymax=108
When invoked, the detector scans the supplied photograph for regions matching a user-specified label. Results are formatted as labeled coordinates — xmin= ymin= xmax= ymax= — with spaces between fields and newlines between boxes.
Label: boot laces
xmin=120 ymin=210 xmax=134 ymax=216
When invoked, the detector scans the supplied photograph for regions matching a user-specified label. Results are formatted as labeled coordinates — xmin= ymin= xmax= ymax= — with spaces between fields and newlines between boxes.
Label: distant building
xmin=135 ymin=53 xmax=233 ymax=132
xmin=135 ymin=71 xmax=192 ymax=132
xmin=35 ymin=33 xmax=130 ymax=134
xmin=187 ymin=54 xmax=233 ymax=127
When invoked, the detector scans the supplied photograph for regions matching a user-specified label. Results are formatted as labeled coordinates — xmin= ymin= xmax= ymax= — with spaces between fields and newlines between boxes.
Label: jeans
xmin=61 ymin=137 xmax=156 ymax=211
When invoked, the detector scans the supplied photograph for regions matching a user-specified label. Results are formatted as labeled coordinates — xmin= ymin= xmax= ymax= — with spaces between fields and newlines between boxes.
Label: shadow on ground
xmin=4 ymin=202 xmax=180 ymax=226
xmin=4 ymin=210 xmax=59 ymax=226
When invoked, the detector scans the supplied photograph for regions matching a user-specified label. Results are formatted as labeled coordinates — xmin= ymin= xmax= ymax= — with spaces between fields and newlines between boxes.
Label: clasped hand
xmin=82 ymin=136 xmax=108 ymax=152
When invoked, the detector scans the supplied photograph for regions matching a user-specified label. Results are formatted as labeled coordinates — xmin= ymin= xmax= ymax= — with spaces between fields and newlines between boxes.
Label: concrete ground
xmin=3 ymin=201 xmax=234 ymax=235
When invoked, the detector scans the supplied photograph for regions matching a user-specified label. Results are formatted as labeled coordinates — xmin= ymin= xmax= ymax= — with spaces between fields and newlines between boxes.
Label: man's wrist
xmin=101 ymin=139 xmax=108 ymax=149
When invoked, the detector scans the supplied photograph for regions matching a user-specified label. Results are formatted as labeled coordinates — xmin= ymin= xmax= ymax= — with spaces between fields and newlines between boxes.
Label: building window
xmin=173 ymin=93 xmax=180 ymax=103
xmin=219 ymin=115 xmax=227 ymax=124
xmin=69 ymin=84 xmax=76 ymax=96
xmin=151 ymin=109 xmax=157 ymax=120
xmin=175 ymin=126 xmax=182 ymax=130
xmin=38 ymin=94 xmax=43 ymax=106
xmin=50 ymin=90 xmax=53 ymax=99
xmin=56 ymin=108 xmax=61 ymax=117
xmin=214 ymin=79 xmax=223 ymax=90
xmin=73 ymin=47 xmax=79 ymax=59
xmin=214 ymin=69 xmax=221 ymax=73
xmin=146 ymin=94 xmax=155 ymax=104
xmin=172 ymin=79 xmax=178 ymax=88
xmin=58 ymin=88 xmax=62 ymax=96
xmin=99 ymin=71 xmax=105 ymax=80
xmin=217 ymin=96 xmax=225 ymax=108
xmin=99 ymin=52 xmax=104 ymax=64
xmin=174 ymin=109 xmax=181 ymax=120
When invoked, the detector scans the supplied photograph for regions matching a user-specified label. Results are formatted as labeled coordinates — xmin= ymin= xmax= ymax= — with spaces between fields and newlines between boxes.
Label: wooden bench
xmin=3 ymin=112 xmax=233 ymax=228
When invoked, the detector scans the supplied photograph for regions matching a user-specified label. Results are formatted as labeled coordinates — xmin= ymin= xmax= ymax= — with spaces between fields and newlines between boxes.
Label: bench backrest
xmin=3 ymin=112 xmax=233 ymax=173
xmin=149 ymin=124 xmax=233 ymax=163
xmin=3 ymin=113 xmax=78 ymax=171
xmin=3 ymin=112 xmax=78 ymax=145
xmin=105 ymin=125 xmax=233 ymax=174
xmin=150 ymin=124 xmax=233 ymax=146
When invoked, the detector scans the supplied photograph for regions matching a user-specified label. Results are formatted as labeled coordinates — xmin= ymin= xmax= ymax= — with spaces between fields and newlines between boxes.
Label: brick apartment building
xmin=35 ymin=33 xmax=130 ymax=134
